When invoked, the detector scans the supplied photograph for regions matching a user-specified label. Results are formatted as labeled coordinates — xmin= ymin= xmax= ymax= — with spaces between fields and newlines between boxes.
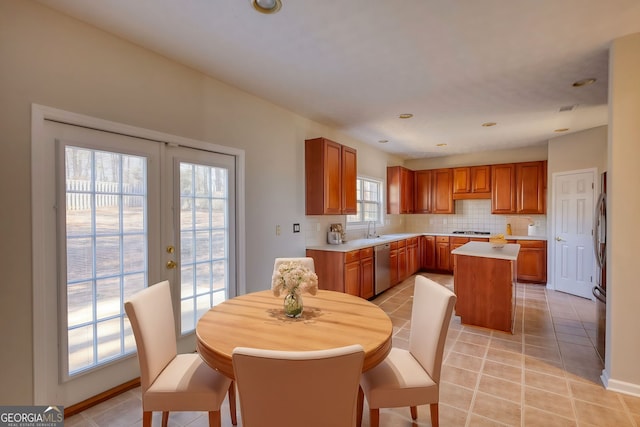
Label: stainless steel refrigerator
xmin=593 ymin=172 xmax=606 ymax=361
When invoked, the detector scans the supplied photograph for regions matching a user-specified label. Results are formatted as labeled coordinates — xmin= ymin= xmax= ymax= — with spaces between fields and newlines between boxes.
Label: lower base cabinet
xmin=516 ymin=240 xmax=547 ymax=283
xmin=306 ymin=247 xmax=374 ymax=299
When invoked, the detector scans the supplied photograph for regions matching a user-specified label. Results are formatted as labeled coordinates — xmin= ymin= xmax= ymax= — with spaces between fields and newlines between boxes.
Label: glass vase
xmin=283 ymin=292 xmax=303 ymax=318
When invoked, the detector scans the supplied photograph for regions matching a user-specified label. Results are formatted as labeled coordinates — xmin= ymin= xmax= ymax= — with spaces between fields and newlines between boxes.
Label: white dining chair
xmin=358 ymin=276 xmax=457 ymax=427
xmin=232 ymin=344 xmax=364 ymax=427
xmin=124 ymin=280 xmax=237 ymax=427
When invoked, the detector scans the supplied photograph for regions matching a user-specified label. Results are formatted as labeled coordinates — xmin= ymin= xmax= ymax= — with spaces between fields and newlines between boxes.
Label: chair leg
xmin=143 ymin=411 xmax=152 ymax=427
xmin=208 ymin=410 xmax=221 ymax=427
xmin=228 ymin=381 xmax=237 ymax=425
xmin=430 ymin=403 xmax=439 ymax=427
xmin=161 ymin=411 xmax=169 ymax=427
xmin=369 ymin=408 xmax=380 ymax=427
xmin=356 ymin=387 xmax=364 ymax=427
xmin=410 ymin=405 xmax=418 ymax=420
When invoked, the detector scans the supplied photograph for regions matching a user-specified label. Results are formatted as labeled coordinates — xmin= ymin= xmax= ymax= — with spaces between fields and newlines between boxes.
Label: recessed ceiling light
xmin=378 ymin=139 xmax=388 ymax=144
xmin=572 ymin=78 xmax=596 ymax=87
xmin=554 ymin=128 xmax=570 ymax=132
xmin=399 ymin=113 xmax=413 ymax=119
xmin=251 ymin=0 xmax=282 ymax=14
xmin=482 ymin=122 xmax=497 ymax=127
xmin=436 ymin=143 xmax=447 ymax=147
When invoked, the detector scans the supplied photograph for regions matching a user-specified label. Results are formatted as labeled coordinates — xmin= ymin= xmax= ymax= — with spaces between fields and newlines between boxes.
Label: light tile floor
xmin=66 ymin=273 xmax=640 ymax=426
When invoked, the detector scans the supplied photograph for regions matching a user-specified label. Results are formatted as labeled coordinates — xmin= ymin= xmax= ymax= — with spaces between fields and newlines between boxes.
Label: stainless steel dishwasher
xmin=374 ymin=243 xmax=391 ymax=295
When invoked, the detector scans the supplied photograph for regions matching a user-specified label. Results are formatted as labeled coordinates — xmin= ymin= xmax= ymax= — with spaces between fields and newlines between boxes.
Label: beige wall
xmin=548 ymin=126 xmax=607 ymax=177
xmin=0 ymin=0 xmax=402 ymax=404
xmin=404 ymin=144 xmax=548 ymax=170
xmin=607 ymin=33 xmax=640 ymax=392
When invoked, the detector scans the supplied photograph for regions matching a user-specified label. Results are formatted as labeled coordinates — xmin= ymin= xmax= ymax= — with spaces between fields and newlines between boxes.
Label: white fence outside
xmin=66 ymin=179 xmax=144 ymax=210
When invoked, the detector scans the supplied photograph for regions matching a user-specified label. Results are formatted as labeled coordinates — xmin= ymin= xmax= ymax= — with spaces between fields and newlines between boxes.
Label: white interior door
xmin=33 ymin=110 xmax=240 ymax=406
xmin=553 ymin=170 xmax=596 ymax=299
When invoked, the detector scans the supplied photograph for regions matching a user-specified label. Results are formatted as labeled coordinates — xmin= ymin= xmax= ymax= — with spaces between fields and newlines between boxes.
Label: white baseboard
xmin=601 ymin=369 xmax=640 ymax=397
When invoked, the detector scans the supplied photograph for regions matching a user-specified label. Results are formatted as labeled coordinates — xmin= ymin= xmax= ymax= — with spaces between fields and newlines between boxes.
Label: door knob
xmin=555 ymin=236 xmax=565 ymax=242
xmin=166 ymin=260 xmax=177 ymax=269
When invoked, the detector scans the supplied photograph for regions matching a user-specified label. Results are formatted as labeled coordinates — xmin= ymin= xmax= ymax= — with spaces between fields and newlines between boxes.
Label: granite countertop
xmin=306 ymin=232 xmax=544 ymax=252
xmin=451 ymin=241 xmax=520 ymax=261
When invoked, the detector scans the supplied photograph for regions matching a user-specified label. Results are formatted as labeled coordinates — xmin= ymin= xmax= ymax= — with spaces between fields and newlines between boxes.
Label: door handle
xmin=555 ymin=236 xmax=565 ymax=242
xmin=166 ymin=260 xmax=177 ymax=269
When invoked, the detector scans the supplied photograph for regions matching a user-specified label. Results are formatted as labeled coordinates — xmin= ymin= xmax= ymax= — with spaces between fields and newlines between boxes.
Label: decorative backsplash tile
xmin=405 ymin=199 xmax=546 ymax=237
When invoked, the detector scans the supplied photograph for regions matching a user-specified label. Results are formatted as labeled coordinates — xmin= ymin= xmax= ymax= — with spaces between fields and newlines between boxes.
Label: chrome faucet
xmin=366 ymin=221 xmax=377 ymax=238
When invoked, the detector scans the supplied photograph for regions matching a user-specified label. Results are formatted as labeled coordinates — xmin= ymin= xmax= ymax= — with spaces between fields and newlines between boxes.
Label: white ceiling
xmin=38 ymin=0 xmax=640 ymax=159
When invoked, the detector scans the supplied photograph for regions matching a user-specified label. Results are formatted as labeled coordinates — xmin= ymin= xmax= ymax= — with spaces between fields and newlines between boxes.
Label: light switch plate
xmin=293 ymin=223 xmax=300 ymax=233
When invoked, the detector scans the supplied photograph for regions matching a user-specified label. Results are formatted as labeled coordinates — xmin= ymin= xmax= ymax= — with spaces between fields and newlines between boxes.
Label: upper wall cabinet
xmin=387 ymin=166 xmax=415 ymax=214
xmin=414 ymin=170 xmax=432 ymax=213
xmin=305 ymin=137 xmax=357 ymax=215
xmin=491 ymin=161 xmax=546 ymax=214
xmin=453 ymin=166 xmax=491 ymax=200
xmin=431 ymin=168 xmax=454 ymax=214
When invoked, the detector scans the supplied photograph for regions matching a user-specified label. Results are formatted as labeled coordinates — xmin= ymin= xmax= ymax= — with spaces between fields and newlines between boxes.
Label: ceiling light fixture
xmin=436 ymin=143 xmax=447 ymax=147
xmin=399 ymin=113 xmax=413 ymax=119
xmin=572 ymin=78 xmax=596 ymax=87
xmin=251 ymin=0 xmax=282 ymax=14
xmin=554 ymin=128 xmax=570 ymax=133
xmin=482 ymin=122 xmax=497 ymax=127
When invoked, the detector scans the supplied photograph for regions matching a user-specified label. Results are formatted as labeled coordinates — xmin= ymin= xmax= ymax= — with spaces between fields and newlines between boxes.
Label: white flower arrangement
xmin=271 ymin=261 xmax=318 ymax=297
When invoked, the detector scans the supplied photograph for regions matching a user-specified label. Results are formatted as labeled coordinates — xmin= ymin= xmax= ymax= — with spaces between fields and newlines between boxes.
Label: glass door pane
xmin=166 ymin=147 xmax=236 ymax=335
xmin=64 ymin=145 xmax=148 ymax=376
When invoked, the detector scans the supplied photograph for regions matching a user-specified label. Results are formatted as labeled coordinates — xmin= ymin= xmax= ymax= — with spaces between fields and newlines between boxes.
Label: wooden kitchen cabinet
xmin=387 ymin=166 xmax=415 ymax=214
xmin=360 ymin=247 xmax=375 ymax=299
xmin=435 ymin=236 xmax=451 ymax=272
xmin=414 ymin=170 xmax=432 ymax=213
xmin=390 ymin=241 xmax=398 ymax=286
xmin=491 ymin=161 xmax=546 ymax=214
xmin=453 ymin=165 xmax=491 ymax=199
xmin=307 ymin=248 xmax=371 ymax=298
xmin=407 ymin=237 xmax=419 ymax=276
xmin=305 ymin=137 xmax=357 ymax=215
xmin=491 ymin=163 xmax=517 ymax=214
xmin=516 ymin=161 xmax=545 ymax=214
xmin=397 ymin=239 xmax=408 ymax=282
xmin=431 ymin=168 xmax=455 ymax=214
xmin=419 ymin=235 xmax=436 ymax=270
xmin=449 ymin=236 xmax=470 ymax=271
xmin=516 ymin=240 xmax=547 ymax=283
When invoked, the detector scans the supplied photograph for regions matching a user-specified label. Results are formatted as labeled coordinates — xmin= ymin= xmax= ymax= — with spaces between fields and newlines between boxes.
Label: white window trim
xmin=31 ymin=104 xmax=246 ymax=404
xmin=346 ymin=175 xmax=385 ymax=230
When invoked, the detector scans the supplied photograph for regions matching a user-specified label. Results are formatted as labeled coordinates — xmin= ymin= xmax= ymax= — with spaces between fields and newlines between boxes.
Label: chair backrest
xmin=408 ymin=276 xmax=457 ymax=383
xmin=124 ymin=281 xmax=178 ymax=392
xmin=232 ymin=344 xmax=364 ymax=427
xmin=272 ymin=257 xmax=316 ymax=275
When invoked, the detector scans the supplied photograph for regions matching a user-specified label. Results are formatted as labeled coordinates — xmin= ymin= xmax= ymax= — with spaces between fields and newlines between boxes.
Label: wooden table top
xmin=196 ymin=290 xmax=393 ymax=379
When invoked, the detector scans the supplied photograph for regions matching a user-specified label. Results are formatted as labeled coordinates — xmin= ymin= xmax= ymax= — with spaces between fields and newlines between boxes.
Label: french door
xmin=33 ymin=111 xmax=238 ymax=406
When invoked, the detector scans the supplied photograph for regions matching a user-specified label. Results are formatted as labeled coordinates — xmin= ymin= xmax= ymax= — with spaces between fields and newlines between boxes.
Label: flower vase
xmin=283 ymin=292 xmax=303 ymax=318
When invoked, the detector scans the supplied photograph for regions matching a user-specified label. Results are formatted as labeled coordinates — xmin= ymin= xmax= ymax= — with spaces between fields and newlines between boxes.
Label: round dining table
xmin=196 ymin=289 xmax=393 ymax=379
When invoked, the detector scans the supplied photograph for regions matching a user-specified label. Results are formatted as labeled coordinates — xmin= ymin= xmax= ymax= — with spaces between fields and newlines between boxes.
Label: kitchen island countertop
xmin=451 ymin=241 xmax=520 ymax=261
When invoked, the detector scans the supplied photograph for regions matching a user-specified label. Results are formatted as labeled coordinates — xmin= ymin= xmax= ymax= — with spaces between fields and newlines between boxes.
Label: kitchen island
xmin=451 ymin=241 xmax=520 ymax=333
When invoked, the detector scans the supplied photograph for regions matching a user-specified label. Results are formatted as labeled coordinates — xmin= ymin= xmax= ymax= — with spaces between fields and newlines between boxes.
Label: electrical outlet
xmin=276 ymin=225 xmax=281 ymax=236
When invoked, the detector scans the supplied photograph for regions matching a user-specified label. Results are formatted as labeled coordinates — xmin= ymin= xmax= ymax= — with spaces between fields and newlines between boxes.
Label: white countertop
xmin=451 ymin=241 xmax=520 ymax=261
xmin=307 ymin=232 xmax=543 ymax=253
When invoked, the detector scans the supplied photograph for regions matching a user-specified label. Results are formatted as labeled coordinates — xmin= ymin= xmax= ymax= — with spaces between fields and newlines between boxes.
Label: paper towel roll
xmin=528 ymin=224 xmax=538 ymax=236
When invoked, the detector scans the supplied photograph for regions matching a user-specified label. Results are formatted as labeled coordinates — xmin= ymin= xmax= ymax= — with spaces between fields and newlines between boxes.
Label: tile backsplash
xmin=305 ymin=199 xmax=547 ymax=246
xmin=405 ymin=199 xmax=546 ymax=236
